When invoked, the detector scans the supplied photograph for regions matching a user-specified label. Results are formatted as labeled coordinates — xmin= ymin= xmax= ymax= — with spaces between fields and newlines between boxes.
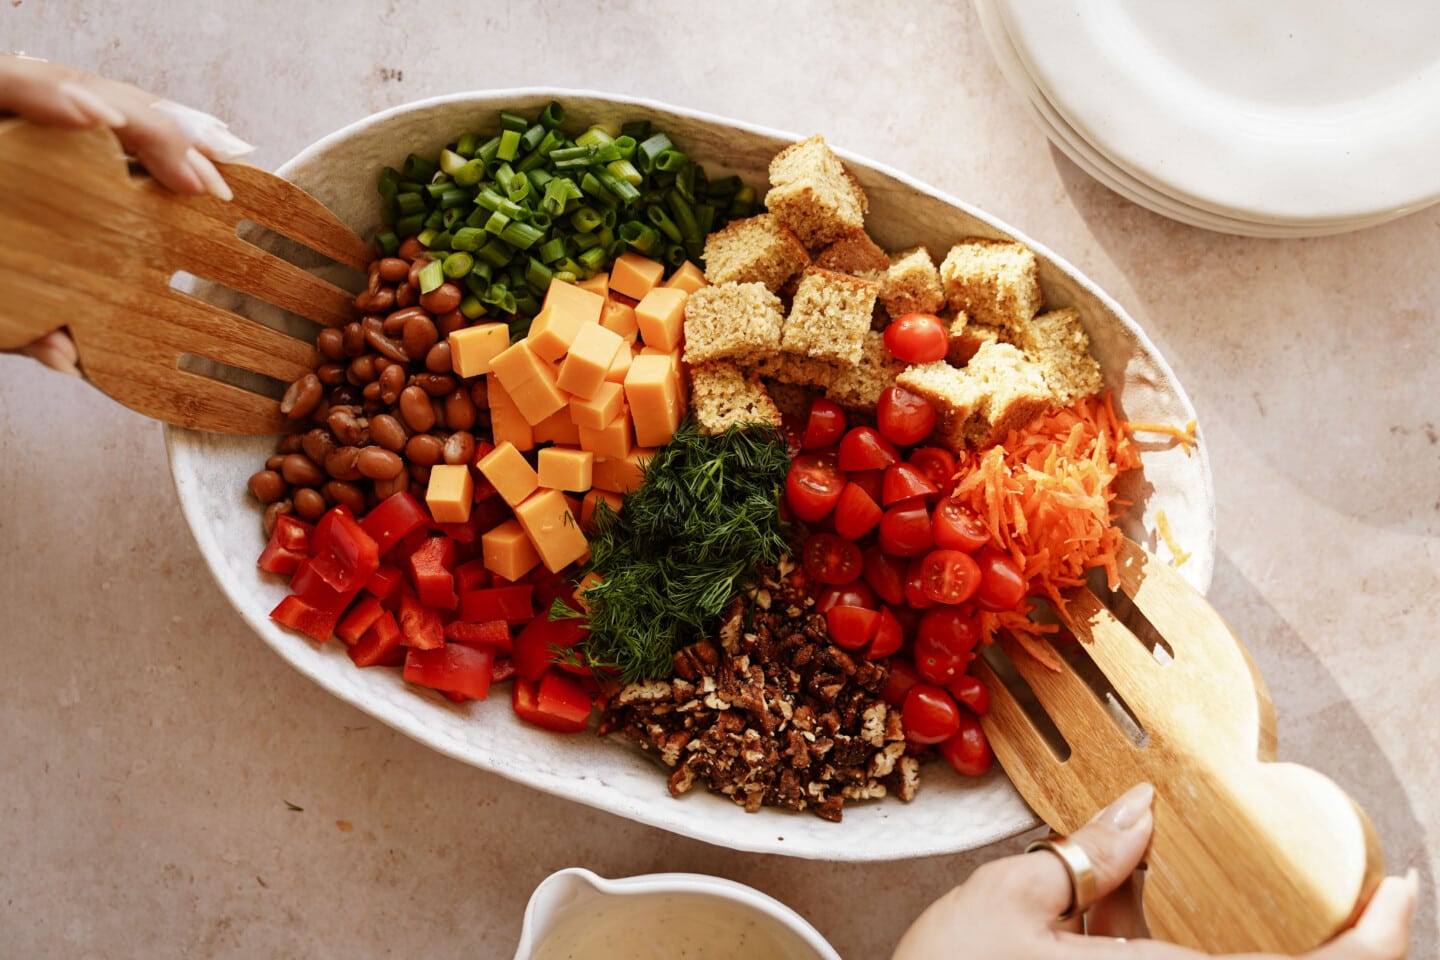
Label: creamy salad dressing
xmin=530 ymin=891 xmax=823 ymax=960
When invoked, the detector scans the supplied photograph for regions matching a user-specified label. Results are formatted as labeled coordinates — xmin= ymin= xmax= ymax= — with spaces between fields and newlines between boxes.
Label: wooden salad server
xmin=974 ymin=536 xmax=1385 ymax=953
xmin=0 ymin=118 xmax=372 ymax=434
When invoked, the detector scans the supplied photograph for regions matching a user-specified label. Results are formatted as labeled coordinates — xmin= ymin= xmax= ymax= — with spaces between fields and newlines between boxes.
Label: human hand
xmin=0 ymin=54 xmax=255 ymax=376
xmin=893 ymin=782 xmax=1418 ymax=959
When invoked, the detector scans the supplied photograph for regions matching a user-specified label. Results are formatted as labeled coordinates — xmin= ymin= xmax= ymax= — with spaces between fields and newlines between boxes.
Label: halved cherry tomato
xmin=833 ymin=482 xmax=883 ymax=540
xmin=846 ymin=468 xmax=885 ymax=505
xmin=876 ymin=385 xmax=937 ymax=446
xmin=804 ymin=533 xmax=862 ymax=585
xmin=779 ymin=410 xmax=806 ymax=457
xmin=882 ymin=462 xmax=940 ymax=506
xmin=785 ymin=452 xmax=845 ymax=523
xmin=815 ymin=581 xmax=877 ymax=613
xmin=948 ymin=673 xmax=991 ymax=716
xmin=908 ymin=447 xmax=957 ymax=499
xmin=975 ymin=548 xmax=1028 ymax=611
xmin=826 ymin=605 xmax=879 ymax=650
xmin=939 ymin=711 xmax=993 ymax=777
xmin=837 ymin=427 xmax=900 ymax=472
xmin=902 ymin=683 xmax=962 ymax=744
xmin=866 ymin=606 xmax=905 ymax=660
xmin=903 ymin=556 xmax=937 ymax=609
xmin=802 ymin=397 xmax=848 ymax=449
xmin=932 ymin=500 xmax=990 ymax=553
xmin=879 ymin=501 xmax=934 ymax=557
xmin=919 ymin=548 xmax=982 ymax=605
xmin=862 ymin=546 xmax=908 ymax=606
xmin=880 ymin=656 xmax=921 ymax=707
xmin=883 ymin=313 xmax=948 ymax=363
xmin=914 ymin=607 xmax=979 ymax=684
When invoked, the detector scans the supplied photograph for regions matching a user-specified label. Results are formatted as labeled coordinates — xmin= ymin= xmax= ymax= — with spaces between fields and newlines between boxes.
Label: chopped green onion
xmin=571 ymin=206 xmax=604 ymax=233
xmin=477 ymin=237 xmax=515 ymax=268
xmin=438 ymin=148 xmax=468 ymax=176
xmin=437 ymin=187 xmax=469 ymax=210
xmin=612 ymin=135 xmax=637 ymax=161
xmin=499 ymin=219 xmax=545 ymax=250
xmin=374 ymin=229 xmax=399 ymax=256
xmin=451 ymin=226 xmax=486 ymax=252
xmin=453 ymin=158 xmax=487 ymax=188
xmin=484 ymin=210 xmax=511 ymax=235
xmin=402 ymin=153 xmax=437 ymax=182
xmin=598 ymin=169 xmax=640 ymax=204
xmin=636 ymin=132 xmax=673 ymax=172
xmin=416 ymin=227 xmax=440 ymax=248
xmin=417 ymin=259 xmax=445 ymax=293
xmin=577 ymin=244 xmax=607 ymax=273
xmin=538 ymin=100 xmax=565 ymax=129
xmin=395 ymin=191 xmax=427 ymax=216
xmin=519 ymin=124 xmax=546 ymax=155
xmin=525 ymin=257 xmax=554 ymax=292
xmin=620 ymin=220 xmax=662 ymax=255
xmin=580 ymin=171 xmax=618 ymax=206
xmin=443 ymin=251 xmax=475 ymax=279
xmin=394 ymin=212 xmax=425 ymax=237
xmin=459 ymin=294 xmax=486 ymax=319
xmin=606 ymin=158 xmax=642 ymax=186
xmin=456 ymin=132 xmax=480 ymax=158
xmin=667 ymin=190 xmax=701 ymax=246
xmin=655 ymin=148 xmax=688 ymax=173
xmin=476 ymin=136 xmax=501 ymax=165
xmin=576 ymin=125 xmax=614 ymax=147
xmin=497 ymin=128 xmax=522 ymax=162
xmin=499 ymin=111 xmax=529 ymax=133
xmin=537 ymin=237 xmax=567 ymax=263
xmin=646 ymin=205 xmax=683 ymax=244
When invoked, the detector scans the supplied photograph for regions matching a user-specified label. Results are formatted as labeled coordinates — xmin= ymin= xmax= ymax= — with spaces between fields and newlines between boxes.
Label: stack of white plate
xmin=975 ymin=0 xmax=1440 ymax=237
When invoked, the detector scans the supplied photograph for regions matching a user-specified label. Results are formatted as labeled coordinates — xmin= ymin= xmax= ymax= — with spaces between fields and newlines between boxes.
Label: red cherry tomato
xmin=914 ymin=607 xmax=979 ymax=684
xmin=879 ymin=501 xmax=934 ymax=557
xmin=838 ymin=427 xmax=900 ymax=472
xmin=881 ymin=657 xmax=921 ymax=707
xmin=785 ymin=452 xmax=844 ymax=523
xmin=862 ymin=545 xmax=908 ymax=606
xmin=919 ymin=548 xmax=982 ymax=605
xmin=833 ymin=482 xmax=882 ymax=541
xmin=779 ymin=411 xmax=805 ymax=457
xmin=908 ymin=447 xmax=957 ymax=500
xmin=804 ymin=533 xmax=863 ymax=585
xmin=902 ymin=683 xmax=962 ymax=744
xmin=947 ymin=673 xmax=990 ymax=716
xmin=903 ymin=555 xmax=937 ymax=609
xmin=846 ymin=468 xmax=885 ymax=505
xmin=939 ymin=711 xmax=993 ymax=777
xmin=932 ymin=500 xmax=990 ymax=553
xmin=876 ymin=385 xmax=937 ymax=447
xmin=826 ymin=604 xmax=880 ymax=650
xmin=815 ymin=581 xmax=877 ymax=613
xmin=802 ymin=397 xmax=847 ymax=450
xmin=975 ymin=548 xmax=1027 ymax=611
xmin=883 ymin=313 xmax=948 ymax=364
xmin=866 ymin=606 xmax=905 ymax=660
xmin=882 ymin=462 xmax=940 ymax=506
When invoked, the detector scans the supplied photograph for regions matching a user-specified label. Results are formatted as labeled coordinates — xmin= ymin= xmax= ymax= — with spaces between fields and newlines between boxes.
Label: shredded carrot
xmin=951 ymin=392 xmax=1141 ymax=665
xmin=1121 ymin=418 xmax=1197 ymax=452
xmin=1155 ymin=508 xmax=1190 ymax=567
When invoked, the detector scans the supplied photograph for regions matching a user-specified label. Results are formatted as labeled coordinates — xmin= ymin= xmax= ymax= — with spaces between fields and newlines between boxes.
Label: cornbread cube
xmin=701 ymin=214 xmax=810 ymax=291
xmin=939 ymin=238 xmax=1043 ymax=330
xmin=960 ymin=342 xmax=1054 ymax=447
xmin=689 ymin=361 xmax=783 ymax=435
xmin=946 ymin=316 xmax=1002 ymax=367
xmin=880 ymin=246 xmax=947 ymax=319
xmin=813 ymin=228 xmax=890 ymax=278
xmin=825 ymin=330 xmax=905 ymax=412
xmin=779 ymin=268 xmax=878 ymax=366
xmin=741 ymin=349 xmax=836 ymax=391
xmin=895 ymin=360 xmax=982 ymax=441
xmin=682 ymin=282 xmax=785 ymax=365
xmin=761 ymin=379 xmax=817 ymax=421
xmin=765 ymin=134 xmax=869 ymax=249
xmin=1008 ymin=307 xmax=1104 ymax=406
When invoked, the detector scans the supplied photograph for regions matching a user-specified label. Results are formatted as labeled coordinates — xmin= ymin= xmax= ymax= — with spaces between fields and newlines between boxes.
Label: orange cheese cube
xmin=526 ymin=306 xmax=583 ymax=363
xmin=604 ymin=345 xmax=634 ymax=384
xmin=487 ymin=379 xmax=536 ymax=451
xmin=576 ymin=271 xmax=609 ymax=296
xmin=513 ymin=488 xmax=589 ymax=573
xmin=556 ymin=322 xmax=625 ymax=400
xmin=634 ymin=286 xmax=687 ymax=353
xmin=533 ymin=408 xmax=582 ymax=446
xmin=580 ymin=489 xmax=624 ymax=531
xmin=489 ymin=341 xmax=568 ymax=425
xmin=591 ymin=448 xmax=654 ymax=495
xmin=663 ymin=260 xmax=708 ymax=294
xmin=538 ymin=447 xmax=594 ymax=492
xmin=568 ymin=380 xmax=625 ymax=431
xmin=448 ymin=322 xmax=512 ymax=378
xmin=638 ymin=345 xmax=683 ymax=378
xmin=624 ymin=354 xmax=684 ymax=447
xmin=578 ymin=408 xmax=634 ymax=460
xmin=482 ymin=518 xmax=540 ymax=581
xmin=600 ymin=298 xmax=640 ymax=342
xmin=609 ymin=252 xmax=666 ymax=301
xmin=476 ymin=440 xmax=539 ymax=507
xmin=425 ymin=464 xmax=474 ymax=524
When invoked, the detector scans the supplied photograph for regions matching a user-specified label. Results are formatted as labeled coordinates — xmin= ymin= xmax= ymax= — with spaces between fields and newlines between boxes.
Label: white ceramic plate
xmin=991 ymin=0 xmax=1440 ymax=227
xmin=165 ymin=90 xmax=1214 ymax=861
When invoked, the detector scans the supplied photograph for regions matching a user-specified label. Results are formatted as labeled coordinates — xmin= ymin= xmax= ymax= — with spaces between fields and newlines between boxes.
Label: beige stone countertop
xmin=1 ymin=2 xmax=1436 ymax=957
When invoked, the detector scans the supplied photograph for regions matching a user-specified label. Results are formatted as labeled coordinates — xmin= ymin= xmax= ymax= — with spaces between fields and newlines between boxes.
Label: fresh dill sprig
xmin=552 ymin=419 xmax=791 ymax=683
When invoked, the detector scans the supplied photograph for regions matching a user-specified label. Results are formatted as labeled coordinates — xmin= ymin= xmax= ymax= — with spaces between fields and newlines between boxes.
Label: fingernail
xmin=196 ymin=124 xmax=256 ymax=163
xmin=1403 ymin=868 xmax=1419 ymax=899
xmin=186 ymin=146 xmax=233 ymax=202
xmin=1091 ymin=782 xmax=1154 ymax=831
xmin=59 ymin=82 xmax=128 ymax=128
xmin=29 ymin=344 xmax=83 ymax=378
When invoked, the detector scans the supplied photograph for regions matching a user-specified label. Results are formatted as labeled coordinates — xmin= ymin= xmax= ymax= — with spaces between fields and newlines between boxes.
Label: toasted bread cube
xmin=961 ymin=342 xmax=1054 ymax=446
xmin=482 ymin=519 xmax=541 ymax=581
xmin=880 ymin=246 xmax=947 ymax=319
xmin=740 ymin=349 xmax=837 ymax=391
xmin=813 ymin=228 xmax=890 ymax=278
xmin=825 ymin=330 xmax=905 ymax=412
xmin=609 ymin=253 xmax=666 ymax=301
xmin=765 ymin=134 xmax=868 ymax=249
xmin=1009 ymin=307 xmax=1104 ymax=406
xmin=448 ymin=322 xmax=512 ymax=379
xmin=537 ymin=446 xmax=594 ymax=492
xmin=939 ymin=238 xmax=1043 ymax=330
xmin=681 ymin=281 xmax=785 ymax=366
xmin=689 ymin=362 xmax=783 ymax=435
xmin=779 ymin=267 xmax=878 ymax=366
xmin=476 ymin=440 xmax=540 ymax=507
xmin=946 ymin=316 xmax=1002 ymax=367
xmin=701 ymin=213 xmax=810 ymax=291
xmin=425 ymin=464 xmax=474 ymax=524
xmin=663 ymin=260 xmax=708 ymax=294
xmin=513 ymin=488 xmax=589 ymax=573
xmin=634 ymin=286 xmax=688 ymax=353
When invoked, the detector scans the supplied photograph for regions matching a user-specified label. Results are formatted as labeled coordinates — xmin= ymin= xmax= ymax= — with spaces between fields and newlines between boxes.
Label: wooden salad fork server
xmin=0 ymin=118 xmax=372 ymax=434
xmin=973 ymin=536 xmax=1385 ymax=954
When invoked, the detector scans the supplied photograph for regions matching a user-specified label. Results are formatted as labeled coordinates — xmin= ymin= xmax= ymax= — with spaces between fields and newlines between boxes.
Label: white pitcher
xmin=514 ymin=867 xmax=844 ymax=960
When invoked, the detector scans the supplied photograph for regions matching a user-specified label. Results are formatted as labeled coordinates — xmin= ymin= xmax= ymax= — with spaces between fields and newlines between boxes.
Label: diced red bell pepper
xmin=310 ymin=506 xmax=380 ymax=593
xmin=365 ymin=563 xmax=405 ymax=601
xmin=490 ymin=658 xmax=516 ymax=684
xmin=360 ymin=491 xmax=430 ymax=555
xmin=397 ymin=593 xmax=445 ymax=650
xmin=336 ymin=594 xmax=385 ymax=646
xmin=403 ymin=642 xmax=495 ymax=701
xmin=512 ymin=612 xmax=589 ymax=682
xmin=472 ymin=477 xmax=500 ymax=503
xmin=454 ymin=558 xmax=490 ymax=593
xmin=270 ymin=594 xmax=343 ymax=643
xmin=257 ymin=514 xmax=315 ymax=575
xmin=444 ymin=619 xmax=512 ymax=652
xmin=528 ymin=565 xmax=578 ymax=614
xmin=408 ymin=536 xmax=458 ymax=610
xmin=469 ymin=494 xmax=512 ymax=536
xmin=459 ymin=585 xmax=534 ymax=625
xmin=434 ymin=520 xmax=476 ymax=544
xmin=290 ymin=559 xmax=361 ymax=616
xmin=511 ymin=670 xmax=593 ymax=733
xmin=348 ymin=610 xmax=405 ymax=667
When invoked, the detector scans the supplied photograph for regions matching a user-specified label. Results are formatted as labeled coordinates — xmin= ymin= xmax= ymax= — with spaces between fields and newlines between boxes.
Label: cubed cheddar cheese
xmin=425 ymin=464 xmax=474 ymax=524
xmin=577 ymin=408 xmax=634 ymax=460
xmin=529 ymin=281 xmax=605 ymax=362
xmin=580 ymin=489 xmax=624 ymax=531
xmin=638 ymin=345 xmax=683 ymax=378
xmin=532 ymin=408 xmax=582 ymax=446
xmin=476 ymin=440 xmax=539 ymax=507
xmin=634 ymin=286 xmax=688 ymax=353
xmin=576 ymin=271 xmax=609 ymax=297
xmin=538 ymin=447 xmax=594 ymax=492
xmin=489 ymin=340 xmax=568 ymax=425
xmin=556 ymin=322 xmax=625 ymax=400
xmin=624 ymin=353 xmax=684 ymax=447
xmin=600 ymin=298 xmax=640 ymax=342
xmin=513 ymin=488 xmax=589 ymax=573
xmin=591 ymin=448 xmax=654 ymax=495
xmin=609 ymin=252 xmax=665 ymax=301
xmin=604 ymin=345 xmax=634 ymax=384
xmin=568 ymin=380 xmax=625 ymax=431
xmin=482 ymin=519 xmax=540 ymax=581
xmin=448 ymin=323 xmax=512 ymax=378
xmin=487 ymin=378 xmax=536 ymax=451
xmin=663 ymin=260 xmax=708 ymax=294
